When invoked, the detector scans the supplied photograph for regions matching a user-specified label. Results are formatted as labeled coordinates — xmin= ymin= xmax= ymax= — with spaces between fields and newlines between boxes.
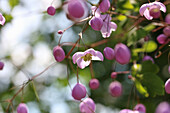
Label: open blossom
xmin=0 ymin=13 xmax=5 ymax=25
xmin=139 ymin=1 xmax=166 ymax=20
xmin=72 ymin=48 xmax=103 ymax=69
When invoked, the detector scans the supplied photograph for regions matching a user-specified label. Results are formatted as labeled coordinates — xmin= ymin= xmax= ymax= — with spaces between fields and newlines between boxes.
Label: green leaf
xmin=9 ymin=0 xmax=19 ymax=8
xmin=117 ymin=15 xmax=127 ymax=21
xmin=141 ymin=72 xmax=164 ymax=97
xmin=143 ymin=41 xmax=157 ymax=53
xmin=122 ymin=0 xmax=134 ymax=9
xmin=144 ymin=24 xmax=156 ymax=32
xmin=135 ymin=79 xmax=149 ymax=97
xmin=141 ymin=61 xmax=159 ymax=74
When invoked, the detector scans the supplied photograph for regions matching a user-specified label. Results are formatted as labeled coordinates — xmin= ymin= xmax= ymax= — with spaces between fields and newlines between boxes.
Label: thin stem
xmin=90 ymin=62 xmax=95 ymax=78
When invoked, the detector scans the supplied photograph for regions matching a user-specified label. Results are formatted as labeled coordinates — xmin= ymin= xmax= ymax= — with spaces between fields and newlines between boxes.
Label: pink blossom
xmin=99 ymin=0 xmax=110 ymax=13
xmin=17 ymin=103 xmax=28 ymax=113
xmin=139 ymin=2 xmax=166 ymax=20
xmin=0 ymin=13 xmax=5 ymax=25
xmin=79 ymin=98 xmax=96 ymax=113
xmin=72 ymin=48 xmax=103 ymax=69
xmin=119 ymin=109 xmax=140 ymax=113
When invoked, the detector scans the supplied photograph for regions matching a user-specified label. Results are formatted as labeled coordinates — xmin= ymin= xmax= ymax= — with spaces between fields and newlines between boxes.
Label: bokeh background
xmin=0 ymin=0 xmax=169 ymax=113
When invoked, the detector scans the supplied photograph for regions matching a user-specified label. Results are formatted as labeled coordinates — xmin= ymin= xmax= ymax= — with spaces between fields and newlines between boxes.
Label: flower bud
xmin=165 ymin=78 xmax=170 ymax=94
xmin=111 ymin=72 xmax=117 ymax=79
xmin=109 ymin=81 xmax=122 ymax=97
xmin=72 ymin=83 xmax=86 ymax=100
xmin=17 ymin=103 xmax=28 ymax=113
xmin=114 ymin=43 xmax=131 ymax=65
xmin=157 ymin=34 xmax=169 ymax=44
xmin=99 ymin=0 xmax=110 ymax=13
xmin=142 ymin=55 xmax=154 ymax=63
xmin=128 ymin=75 xmax=132 ymax=79
xmin=103 ymin=47 xmax=115 ymax=60
xmin=165 ymin=14 xmax=170 ymax=24
xmin=149 ymin=5 xmax=161 ymax=19
xmin=89 ymin=17 xmax=103 ymax=31
xmin=53 ymin=46 xmax=65 ymax=62
xmin=155 ymin=101 xmax=170 ymax=113
xmin=0 ymin=13 xmax=5 ymax=25
xmin=0 ymin=62 xmax=4 ymax=70
xmin=163 ymin=26 xmax=170 ymax=36
xmin=134 ymin=104 xmax=146 ymax=113
xmin=58 ymin=30 xmax=63 ymax=34
xmin=89 ymin=79 xmax=100 ymax=90
xmin=47 ymin=6 xmax=56 ymax=16
xmin=79 ymin=98 xmax=95 ymax=113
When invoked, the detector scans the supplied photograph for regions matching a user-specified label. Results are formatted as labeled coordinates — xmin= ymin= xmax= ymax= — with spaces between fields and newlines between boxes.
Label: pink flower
xmin=139 ymin=1 xmax=166 ymax=20
xmin=134 ymin=104 xmax=146 ymax=113
xmin=0 ymin=13 xmax=5 ymax=26
xmin=100 ymin=14 xmax=117 ymax=38
xmin=119 ymin=109 xmax=140 ymax=113
xmin=157 ymin=34 xmax=169 ymax=44
xmin=47 ymin=6 xmax=56 ymax=16
xmin=72 ymin=48 xmax=103 ymax=69
xmin=17 ymin=103 xmax=28 ymax=113
xmin=89 ymin=17 xmax=103 ymax=31
xmin=79 ymin=98 xmax=96 ymax=113
xmin=99 ymin=0 xmax=110 ymax=13
xmin=155 ymin=101 xmax=170 ymax=113
xmin=72 ymin=83 xmax=87 ymax=100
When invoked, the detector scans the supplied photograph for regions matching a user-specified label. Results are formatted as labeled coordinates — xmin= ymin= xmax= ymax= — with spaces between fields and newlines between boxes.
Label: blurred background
xmin=0 ymin=0 xmax=169 ymax=113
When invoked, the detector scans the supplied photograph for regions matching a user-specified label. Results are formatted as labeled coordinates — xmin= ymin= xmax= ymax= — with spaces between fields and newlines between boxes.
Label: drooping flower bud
xmin=79 ymin=98 xmax=96 ymax=113
xmin=47 ymin=6 xmax=56 ymax=16
xmin=99 ymin=0 xmax=110 ymax=13
xmin=72 ymin=83 xmax=86 ymax=100
xmin=58 ymin=30 xmax=63 ymax=34
xmin=109 ymin=81 xmax=122 ymax=97
xmin=157 ymin=34 xmax=169 ymax=44
xmin=111 ymin=72 xmax=117 ymax=79
xmin=165 ymin=14 xmax=170 ymax=24
xmin=89 ymin=17 xmax=103 ymax=31
xmin=149 ymin=5 xmax=161 ymax=19
xmin=165 ymin=78 xmax=170 ymax=94
xmin=0 ymin=62 xmax=4 ymax=70
xmin=142 ymin=55 xmax=154 ymax=63
xmin=103 ymin=47 xmax=115 ymax=60
xmin=134 ymin=104 xmax=146 ymax=113
xmin=163 ymin=26 xmax=170 ymax=36
xmin=155 ymin=101 xmax=170 ymax=113
xmin=53 ymin=46 xmax=65 ymax=62
xmin=89 ymin=79 xmax=100 ymax=90
xmin=114 ymin=43 xmax=131 ymax=65
xmin=17 ymin=103 xmax=28 ymax=113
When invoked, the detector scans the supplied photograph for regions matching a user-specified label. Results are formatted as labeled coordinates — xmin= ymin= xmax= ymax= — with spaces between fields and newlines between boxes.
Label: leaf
xmin=141 ymin=61 xmax=159 ymax=74
xmin=135 ymin=79 xmax=149 ymax=97
xmin=31 ymin=81 xmax=39 ymax=101
xmin=141 ymin=72 xmax=164 ymax=97
xmin=143 ymin=41 xmax=157 ymax=53
xmin=122 ymin=0 xmax=134 ymax=9
xmin=117 ymin=15 xmax=127 ymax=21
xmin=9 ymin=0 xmax=19 ymax=8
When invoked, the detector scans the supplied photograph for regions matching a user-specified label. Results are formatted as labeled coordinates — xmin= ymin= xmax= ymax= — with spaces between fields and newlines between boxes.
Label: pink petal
xmin=77 ymin=58 xmax=91 ymax=69
xmin=143 ymin=8 xmax=153 ymax=20
xmin=72 ymin=52 xmax=84 ymax=64
xmin=152 ymin=2 xmax=166 ymax=13
xmin=110 ymin=22 xmax=117 ymax=32
xmin=139 ymin=3 xmax=150 ymax=16
xmin=91 ymin=6 xmax=101 ymax=17
xmin=92 ymin=51 xmax=104 ymax=61
xmin=0 ymin=13 xmax=5 ymax=26
xmin=84 ymin=48 xmax=96 ymax=56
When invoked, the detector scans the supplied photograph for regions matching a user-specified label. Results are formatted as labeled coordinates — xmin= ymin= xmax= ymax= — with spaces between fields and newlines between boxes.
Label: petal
xmin=84 ymin=48 xmax=96 ymax=56
xmin=153 ymin=1 xmax=166 ymax=13
xmin=92 ymin=51 xmax=104 ymax=61
xmin=143 ymin=9 xmax=153 ymax=20
xmin=91 ymin=6 xmax=100 ymax=17
xmin=110 ymin=22 xmax=117 ymax=32
xmin=77 ymin=58 xmax=91 ymax=69
xmin=0 ymin=13 xmax=5 ymax=26
xmin=139 ymin=3 xmax=150 ymax=16
xmin=72 ymin=52 xmax=84 ymax=64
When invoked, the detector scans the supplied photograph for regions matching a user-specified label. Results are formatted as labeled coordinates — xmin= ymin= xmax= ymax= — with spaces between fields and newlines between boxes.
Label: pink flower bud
xmin=165 ymin=14 xmax=170 ymax=24
xmin=114 ymin=43 xmax=131 ymax=65
xmin=89 ymin=17 xmax=103 ymax=31
xmin=17 ymin=103 xmax=28 ymax=113
xmin=0 ymin=62 xmax=4 ymax=70
xmin=163 ymin=26 xmax=170 ymax=36
xmin=72 ymin=83 xmax=86 ymax=100
xmin=53 ymin=46 xmax=65 ymax=62
xmin=58 ymin=30 xmax=63 ymax=34
xmin=111 ymin=72 xmax=117 ymax=79
xmin=99 ymin=0 xmax=110 ymax=13
xmin=47 ymin=6 xmax=56 ymax=16
xmin=157 ymin=34 xmax=169 ymax=44
xmin=89 ymin=79 xmax=100 ymax=90
xmin=142 ymin=55 xmax=154 ymax=63
xmin=119 ymin=109 xmax=134 ymax=113
xmin=128 ymin=75 xmax=132 ymax=79
xmin=0 ymin=13 xmax=5 ymax=25
xmin=134 ymin=104 xmax=146 ymax=113
xmin=155 ymin=101 xmax=170 ymax=113
xmin=109 ymin=81 xmax=122 ymax=97
xmin=149 ymin=5 xmax=161 ymax=19
xmin=165 ymin=78 xmax=170 ymax=94
xmin=103 ymin=47 xmax=115 ymax=60
xmin=79 ymin=98 xmax=95 ymax=113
